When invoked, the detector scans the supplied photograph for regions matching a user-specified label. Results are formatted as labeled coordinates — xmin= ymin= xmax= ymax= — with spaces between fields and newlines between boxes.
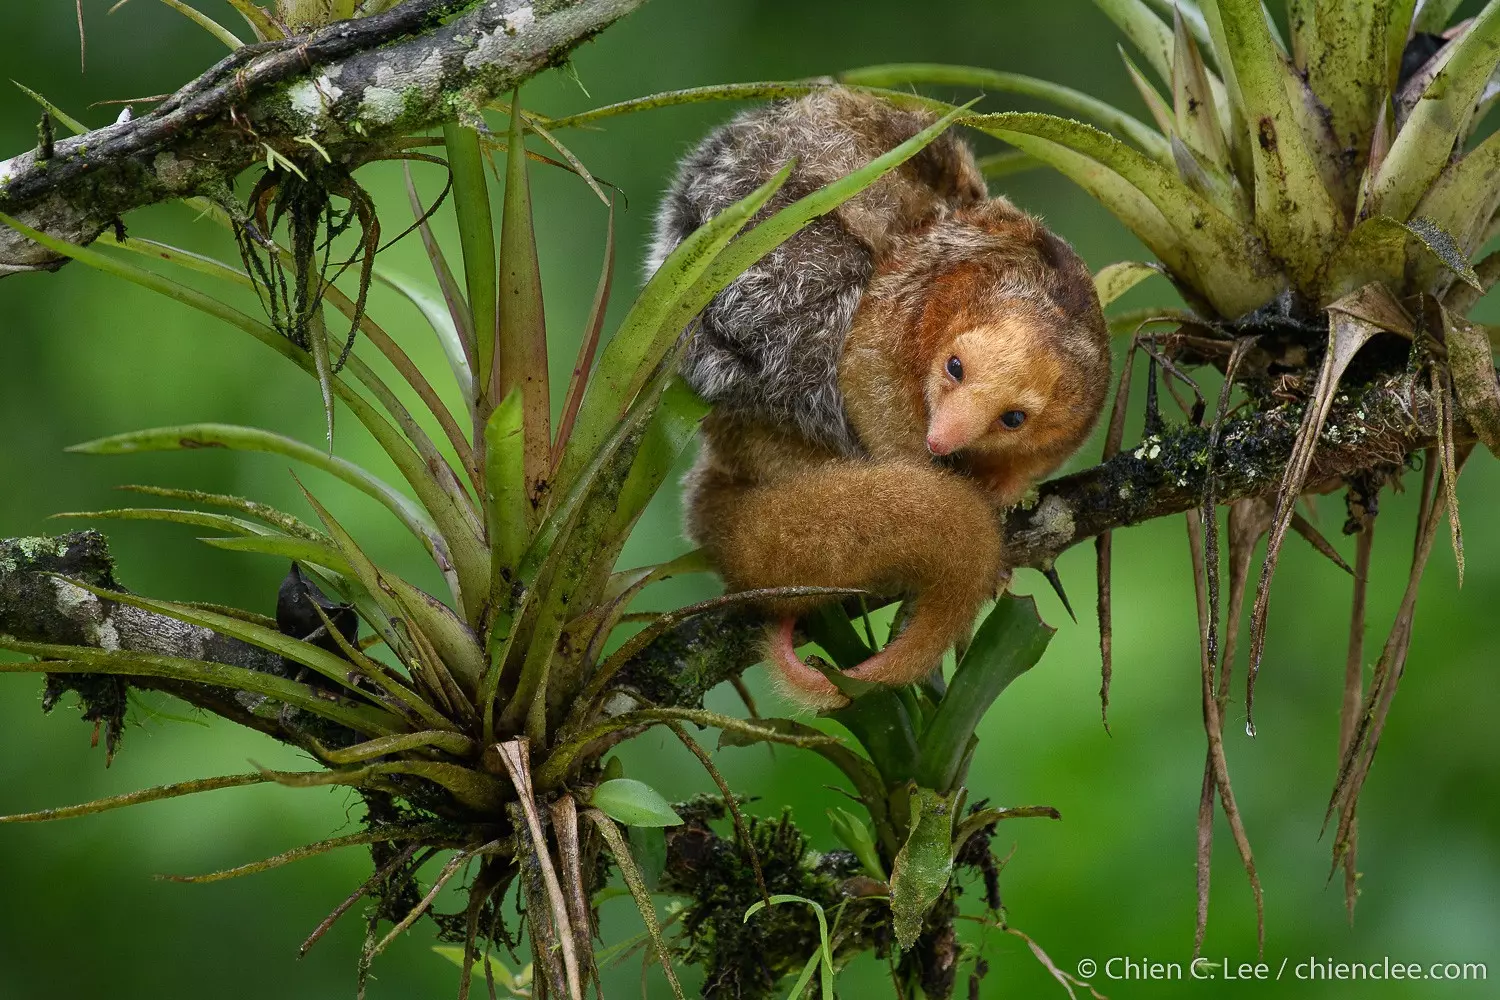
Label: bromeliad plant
xmin=840 ymin=0 xmax=1500 ymax=951
xmin=526 ymin=0 xmax=1500 ymax=965
xmin=0 ymin=3 xmax=1004 ymax=993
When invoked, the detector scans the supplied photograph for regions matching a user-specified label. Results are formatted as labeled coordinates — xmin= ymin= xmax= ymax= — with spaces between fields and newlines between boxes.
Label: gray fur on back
xmin=647 ymin=89 xmax=981 ymax=456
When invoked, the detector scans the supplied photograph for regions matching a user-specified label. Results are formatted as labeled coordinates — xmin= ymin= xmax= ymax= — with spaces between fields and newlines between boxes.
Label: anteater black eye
xmin=946 ymin=356 xmax=964 ymax=382
xmin=999 ymin=410 xmax=1027 ymax=430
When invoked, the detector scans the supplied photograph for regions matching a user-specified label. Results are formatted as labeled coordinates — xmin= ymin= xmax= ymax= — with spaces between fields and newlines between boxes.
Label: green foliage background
xmin=0 ymin=1 xmax=1495 ymax=997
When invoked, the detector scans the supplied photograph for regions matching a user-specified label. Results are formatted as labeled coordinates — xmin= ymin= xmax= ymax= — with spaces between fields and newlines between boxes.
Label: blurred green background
xmin=1 ymin=1 xmax=1496 ymax=998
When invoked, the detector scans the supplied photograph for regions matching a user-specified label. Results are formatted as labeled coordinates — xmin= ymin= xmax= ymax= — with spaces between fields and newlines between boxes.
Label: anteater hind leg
xmin=689 ymin=459 xmax=1003 ymax=706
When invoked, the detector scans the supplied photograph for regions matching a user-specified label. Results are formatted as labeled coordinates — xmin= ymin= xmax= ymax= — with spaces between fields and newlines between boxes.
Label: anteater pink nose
xmin=926 ymin=433 xmax=953 ymax=456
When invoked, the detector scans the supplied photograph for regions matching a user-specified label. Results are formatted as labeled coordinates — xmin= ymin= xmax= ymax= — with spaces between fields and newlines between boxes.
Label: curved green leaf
xmin=742 ymin=894 xmax=835 ymax=999
xmin=536 ymin=81 xmax=946 ymax=131
xmin=839 ymin=63 xmax=1171 ymax=162
xmin=0 ymin=638 xmax=401 ymax=736
xmin=13 ymin=81 xmax=88 ymax=135
xmin=969 ymin=112 xmax=1280 ymax=316
xmin=373 ymin=266 xmax=473 ymax=402
xmin=52 ymin=507 xmax=274 ymax=538
xmin=443 ymin=122 xmax=495 ymax=398
xmin=121 ymin=0 xmax=244 ymax=50
xmin=551 ymin=162 xmax=792 ymax=497
xmin=588 ymin=779 xmax=683 ymax=828
xmin=67 ymin=422 xmax=436 ymax=544
xmin=198 ymin=534 xmax=354 ymax=575
xmin=916 ymin=594 xmax=1055 ymax=793
xmin=828 ymin=807 xmax=887 ymax=880
xmin=1095 ymin=260 xmax=1164 ymax=307
xmin=114 ymin=485 xmax=323 ymax=540
xmin=1368 ymin=1 xmax=1500 ymax=222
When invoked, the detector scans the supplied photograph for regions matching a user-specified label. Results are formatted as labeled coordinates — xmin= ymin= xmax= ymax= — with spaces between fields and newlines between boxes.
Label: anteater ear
xmin=1037 ymin=230 xmax=1099 ymax=319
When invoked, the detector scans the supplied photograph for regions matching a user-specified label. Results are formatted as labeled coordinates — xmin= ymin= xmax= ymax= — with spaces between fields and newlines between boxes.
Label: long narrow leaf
xmin=115 ymin=484 xmax=322 ymax=540
xmin=549 ymin=163 xmax=792 ymax=496
xmin=554 ymin=200 xmax=615 ymax=467
xmin=0 ymin=638 xmax=402 ymax=736
xmin=374 ymin=265 xmax=474 ymax=408
xmin=839 ymin=63 xmax=1171 ymax=162
xmin=444 ymin=123 xmax=497 ymax=407
xmin=112 ymin=0 xmax=244 ymax=49
xmin=295 ymin=484 xmax=484 ymax=697
xmin=0 ymin=773 xmax=268 ymax=823
xmin=67 ymin=423 xmax=436 ymax=545
xmin=495 ymin=90 xmax=551 ymax=524
xmin=917 ymin=595 xmax=1056 ymax=793
xmin=585 ymin=811 xmax=687 ymax=1000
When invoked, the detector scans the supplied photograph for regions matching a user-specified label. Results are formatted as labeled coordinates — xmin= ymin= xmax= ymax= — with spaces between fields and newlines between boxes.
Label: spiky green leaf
xmin=1368 ymin=2 xmax=1500 ymax=222
xmin=839 ymin=63 xmax=1171 ymax=162
xmin=968 ymin=112 xmax=1280 ymax=316
xmin=1201 ymin=0 xmax=1345 ymax=289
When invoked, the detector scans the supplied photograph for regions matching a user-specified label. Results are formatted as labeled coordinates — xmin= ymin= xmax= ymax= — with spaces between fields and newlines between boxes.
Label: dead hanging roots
xmin=1092 ymin=302 xmax=1476 ymax=948
xmin=233 ymin=160 xmax=382 ymax=373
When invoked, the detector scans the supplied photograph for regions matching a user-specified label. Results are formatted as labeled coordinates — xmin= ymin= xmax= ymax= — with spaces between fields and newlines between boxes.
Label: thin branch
xmin=0 ymin=0 xmax=646 ymax=275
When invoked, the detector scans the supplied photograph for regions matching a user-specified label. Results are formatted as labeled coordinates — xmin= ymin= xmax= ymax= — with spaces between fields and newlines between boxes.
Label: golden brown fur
xmin=671 ymin=90 xmax=1111 ymax=706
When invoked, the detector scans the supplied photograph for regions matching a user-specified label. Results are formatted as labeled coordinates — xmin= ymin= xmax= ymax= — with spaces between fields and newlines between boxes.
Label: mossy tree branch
xmin=0 ymin=0 xmax=646 ymax=276
xmin=620 ymin=368 xmax=1462 ymax=705
xmin=0 ymin=370 xmax=1458 ymax=724
xmin=0 ymin=530 xmax=349 ymax=749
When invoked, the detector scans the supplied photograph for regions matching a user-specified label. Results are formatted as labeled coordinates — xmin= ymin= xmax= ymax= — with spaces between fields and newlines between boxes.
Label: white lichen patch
xmin=0 ymin=154 xmax=18 ymax=190
xmin=464 ymin=6 xmax=537 ymax=70
xmin=1132 ymin=436 xmax=1163 ymax=461
xmin=50 ymin=577 xmax=121 ymax=650
xmin=287 ymin=74 xmax=344 ymax=124
xmin=1027 ymin=494 xmax=1076 ymax=545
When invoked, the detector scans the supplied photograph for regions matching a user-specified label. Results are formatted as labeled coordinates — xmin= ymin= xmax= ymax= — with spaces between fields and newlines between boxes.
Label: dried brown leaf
xmin=1248 ymin=302 xmax=1383 ymax=733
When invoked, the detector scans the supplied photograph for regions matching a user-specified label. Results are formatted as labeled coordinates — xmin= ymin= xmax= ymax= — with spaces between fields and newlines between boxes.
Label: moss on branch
xmin=0 ymin=0 xmax=646 ymax=275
